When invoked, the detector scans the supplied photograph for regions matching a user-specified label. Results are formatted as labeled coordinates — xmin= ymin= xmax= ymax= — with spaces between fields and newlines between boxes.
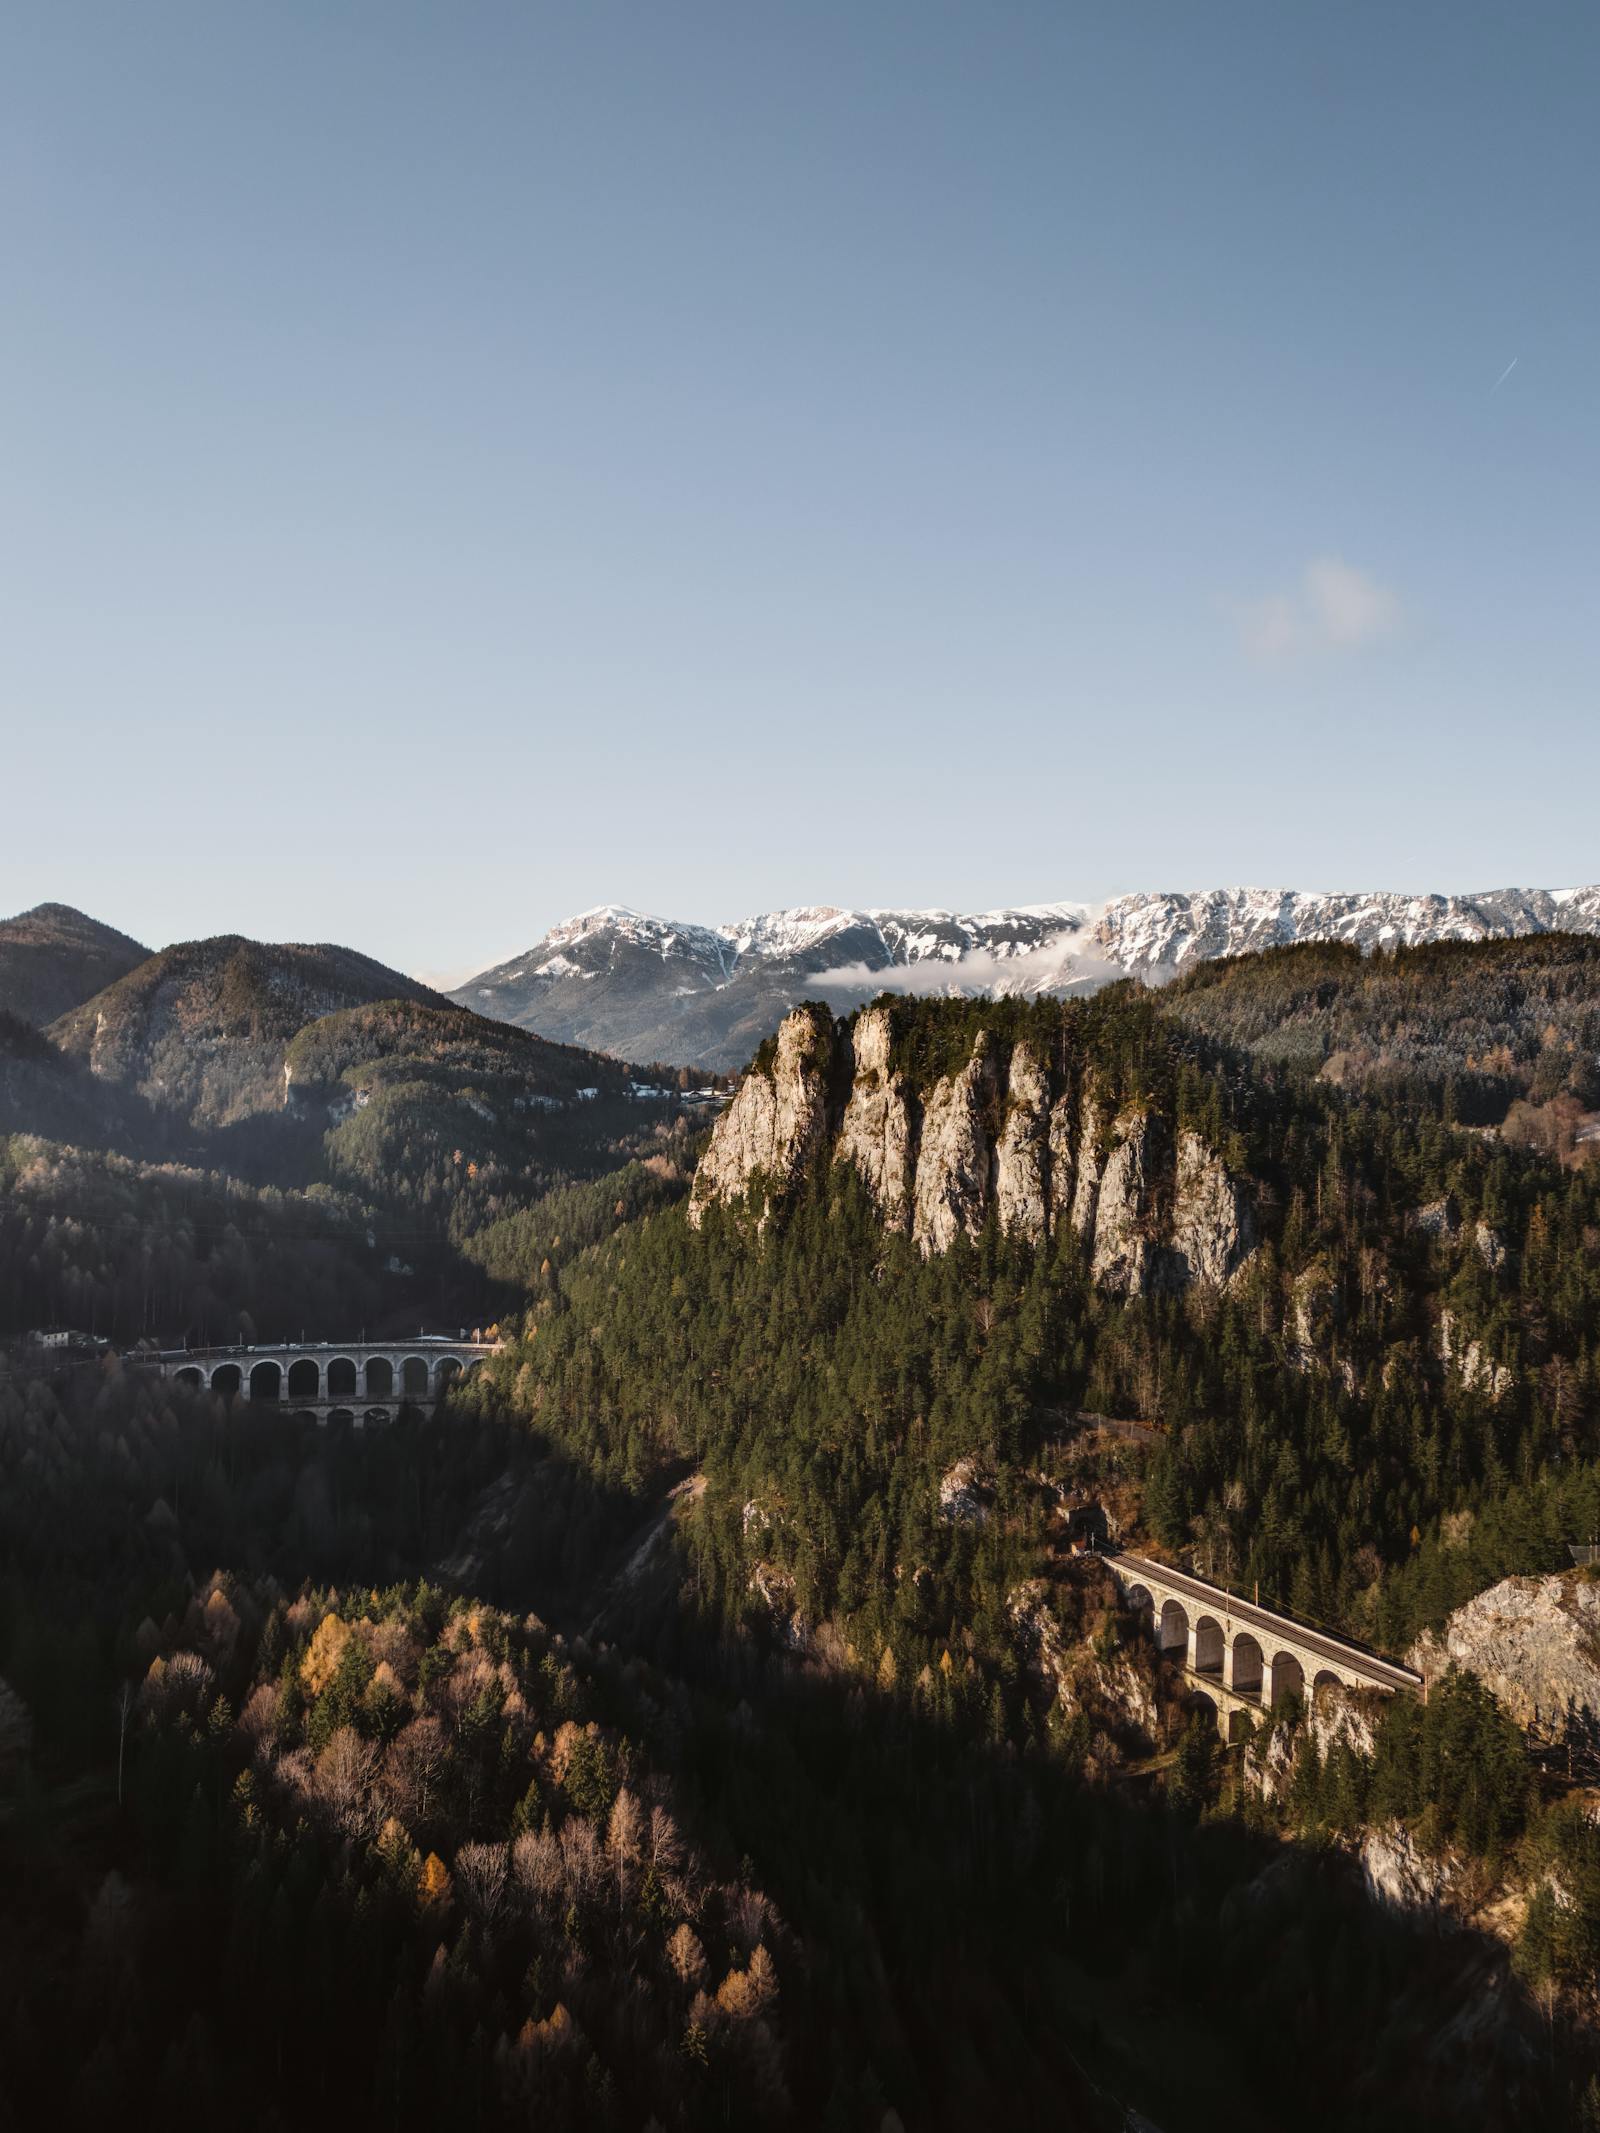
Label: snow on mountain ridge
xmin=1087 ymin=885 xmax=1600 ymax=975
xmin=452 ymin=886 xmax=1600 ymax=1069
xmin=541 ymin=904 xmax=734 ymax=972
xmin=480 ymin=886 xmax=1600 ymax=993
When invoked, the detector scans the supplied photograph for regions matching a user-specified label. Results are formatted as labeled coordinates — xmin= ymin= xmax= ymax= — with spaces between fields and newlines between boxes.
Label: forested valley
xmin=8 ymin=932 xmax=1600 ymax=2127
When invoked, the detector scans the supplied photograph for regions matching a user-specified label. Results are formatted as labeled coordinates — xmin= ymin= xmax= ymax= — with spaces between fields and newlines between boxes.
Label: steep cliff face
xmin=1245 ymin=1685 xmax=1381 ymax=1806
xmin=1409 ymin=1571 xmax=1600 ymax=1743
xmin=690 ymin=1005 xmax=1259 ymax=1295
xmin=1068 ymin=1085 xmax=1104 ymax=1241
xmin=687 ymin=1003 xmax=836 ymax=1229
xmin=834 ymin=1005 xmax=914 ymax=1230
xmin=992 ymin=1043 xmax=1050 ymax=1245
xmin=1089 ymin=1110 xmax=1157 ymax=1296
xmin=1170 ymin=1131 xmax=1255 ymax=1288
xmin=913 ymin=1034 xmax=999 ymax=1255
xmin=1047 ymin=1092 xmax=1077 ymax=1227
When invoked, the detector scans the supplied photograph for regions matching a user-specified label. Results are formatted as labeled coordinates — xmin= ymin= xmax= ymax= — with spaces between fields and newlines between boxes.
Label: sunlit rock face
xmin=993 ymin=1043 xmax=1050 ymax=1247
xmin=834 ymin=1006 xmax=914 ymax=1231
xmin=1170 ymin=1131 xmax=1255 ymax=1289
xmin=690 ymin=1006 xmax=1260 ymax=1302
xmin=688 ymin=1004 xmax=836 ymax=1230
xmin=1089 ymin=1110 xmax=1157 ymax=1297
xmin=1410 ymin=1571 xmax=1600 ymax=1742
xmin=912 ymin=1034 xmax=999 ymax=1257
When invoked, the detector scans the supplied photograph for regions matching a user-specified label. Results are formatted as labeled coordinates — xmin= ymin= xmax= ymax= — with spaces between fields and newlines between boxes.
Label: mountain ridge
xmin=453 ymin=883 xmax=1600 ymax=1069
xmin=49 ymin=933 xmax=450 ymax=1129
xmin=0 ymin=901 xmax=150 ymax=1027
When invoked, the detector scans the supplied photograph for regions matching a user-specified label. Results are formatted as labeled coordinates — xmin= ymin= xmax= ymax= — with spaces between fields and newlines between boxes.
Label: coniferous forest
xmin=8 ymin=938 xmax=1600 ymax=2128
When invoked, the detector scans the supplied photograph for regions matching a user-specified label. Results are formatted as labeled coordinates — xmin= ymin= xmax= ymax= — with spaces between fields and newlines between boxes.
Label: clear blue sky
xmin=4 ymin=2 xmax=1595 ymax=979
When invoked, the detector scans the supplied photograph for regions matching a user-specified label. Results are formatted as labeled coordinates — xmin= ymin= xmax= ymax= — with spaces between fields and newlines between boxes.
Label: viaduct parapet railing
xmin=147 ymin=1338 xmax=500 ymax=1424
xmin=1106 ymin=1551 xmax=1422 ymax=1737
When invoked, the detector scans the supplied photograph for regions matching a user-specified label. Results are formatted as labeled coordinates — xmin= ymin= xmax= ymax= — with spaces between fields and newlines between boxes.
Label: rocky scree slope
xmin=456 ymin=886 xmax=1600 ymax=1069
xmin=0 ymin=902 xmax=149 ymax=1027
xmin=688 ymin=1001 xmax=1255 ymax=1292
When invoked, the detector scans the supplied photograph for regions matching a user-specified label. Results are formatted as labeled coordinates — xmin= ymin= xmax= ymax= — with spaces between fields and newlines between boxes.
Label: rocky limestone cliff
xmin=913 ymin=1033 xmax=999 ymax=1254
xmin=834 ymin=1004 xmax=914 ymax=1229
xmin=1360 ymin=1822 xmax=1456 ymax=1914
xmin=1068 ymin=1085 xmax=1104 ymax=1241
xmin=1007 ymin=1575 xmax=1164 ymax=1762
xmin=1410 ymin=1570 xmax=1600 ymax=1746
xmin=1089 ymin=1110 xmax=1157 ymax=1295
xmin=688 ymin=1004 xmax=835 ymax=1230
xmin=691 ymin=1006 xmax=1257 ymax=1293
xmin=1170 ymin=1131 xmax=1255 ymax=1288
xmin=992 ymin=1043 xmax=1051 ymax=1245
xmin=1047 ymin=1092 xmax=1077 ymax=1226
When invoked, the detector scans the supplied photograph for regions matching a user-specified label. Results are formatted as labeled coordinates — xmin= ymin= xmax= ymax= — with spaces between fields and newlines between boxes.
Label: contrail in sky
xmin=1491 ymin=355 xmax=1519 ymax=391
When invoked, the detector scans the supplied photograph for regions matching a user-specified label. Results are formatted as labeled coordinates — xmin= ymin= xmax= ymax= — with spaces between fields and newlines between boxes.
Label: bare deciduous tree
xmin=513 ymin=1827 xmax=564 ymax=1910
xmin=455 ymin=1842 xmax=510 ymax=1927
xmin=314 ymin=1726 xmax=383 ymax=1841
xmin=383 ymin=1715 xmax=448 ymax=1825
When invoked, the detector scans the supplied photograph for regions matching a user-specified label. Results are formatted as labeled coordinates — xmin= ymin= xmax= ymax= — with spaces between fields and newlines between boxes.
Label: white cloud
xmin=1239 ymin=556 xmax=1401 ymax=663
xmin=812 ymin=925 xmax=1137 ymax=1001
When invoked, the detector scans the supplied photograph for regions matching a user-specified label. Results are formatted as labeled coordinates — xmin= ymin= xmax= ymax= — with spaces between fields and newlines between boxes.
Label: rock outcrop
xmin=1170 ymin=1131 xmax=1254 ymax=1288
xmin=1007 ymin=1580 xmax=1163 ymax=1755
xmin=1245 ymin=1684 xmax=1381 ymax=1806
xmin=992 ymin=1043 xmax=1050 ymax=1246
xmin=1090 ymin=1110 xmax=1156 ymax=1296
xmin=747 ymin=1561 xmax=808 ymax=1651
xmin=1360 ymin=1822 xmax=1454 ymax=1914
xmin=1410 ymin=1570 xmax=1600 ymax=1745
xmin=938 ymin=1456 xmax=995 ymax=1526
xmin=834 ymin=1005 xmax=914 ymax=1229
xmin=688 ymin=1004 xmax=835 ymax=1229
xmin=1068 ymin=1085 xmax=1104 ymax=1240
xmin=690 ymin=1005 xmax=1256 ymax=1295
xmin=1437 ymin=1310 xmax=1514 ymax=1402
xmin=912 ymin=1034 xmax=999 ymax=1255
xmin=1414 ymin=1197 xmax=1460 ymax=1242
xmin=1287 ymin=1262 xmax=1339 ymax=1370
xmin=1047 ymin=1094 xmax=1077 ymax=1225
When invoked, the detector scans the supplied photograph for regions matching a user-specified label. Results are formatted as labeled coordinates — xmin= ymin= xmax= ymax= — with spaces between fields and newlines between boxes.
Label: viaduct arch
xmin=1111 ymin=1551 xmax=1421 ymax=1738
xmin=148 ymin=1337 xmax=499 ymax=1427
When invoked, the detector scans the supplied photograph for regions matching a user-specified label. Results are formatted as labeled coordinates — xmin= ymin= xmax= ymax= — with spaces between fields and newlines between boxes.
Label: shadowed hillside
xmin=0 ymin=902 xmax=149 ymax=1026
xmin=49 ymin=936 xmax=449 ymax=1128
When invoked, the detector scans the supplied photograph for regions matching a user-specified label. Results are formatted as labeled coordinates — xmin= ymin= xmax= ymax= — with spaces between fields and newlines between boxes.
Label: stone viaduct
xmin=149 ymin=1336 xmax=500 ymax=1428
xmin=1108 ymin=1551 xmax=1422 ymax=1737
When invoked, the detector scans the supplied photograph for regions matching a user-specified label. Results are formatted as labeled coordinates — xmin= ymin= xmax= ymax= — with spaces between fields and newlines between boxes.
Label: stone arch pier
xmin=148 ymin=1336 xmax=499 ymax=1427
xmin=1112 ymin=1551 xmax=1421 ymax=1738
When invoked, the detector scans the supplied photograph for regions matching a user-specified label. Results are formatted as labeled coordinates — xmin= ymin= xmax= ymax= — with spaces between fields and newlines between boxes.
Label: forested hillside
xmin=480 ymin=973 xmax=1600 ymax=1652
xmin=48 ymin=935 xmax=449 ymax=1128
xmin=8 ymin=940 xmax=1600 ymax=2127
xmin=0 ymin=903 xmax=149 ymax=1027
xmin=1 ymin=1360 xmax=1574 ymax=2131
xmin=1165 ymin=932 xmax=1600 ymax=1121
xmin=0 ymin=934 xmax=709 ymax=1346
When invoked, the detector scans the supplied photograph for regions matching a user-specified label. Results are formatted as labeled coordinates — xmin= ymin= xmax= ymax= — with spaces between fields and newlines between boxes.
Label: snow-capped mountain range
xmin=451 ymin=886 xmax=1600 ymax=1070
